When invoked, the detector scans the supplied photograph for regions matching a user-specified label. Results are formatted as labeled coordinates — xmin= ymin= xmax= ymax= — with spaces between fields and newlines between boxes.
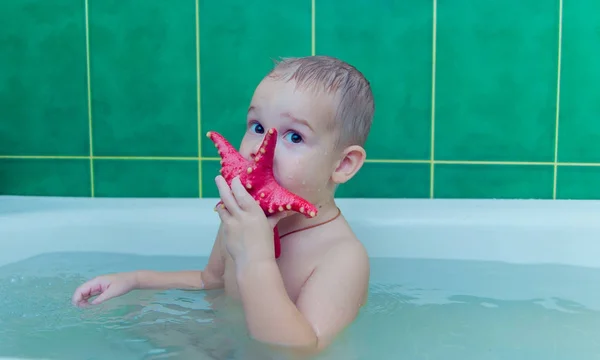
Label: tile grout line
xmin=84 ymin=0 xmax=95 ymax=198
xmin=196 ymin=0 xmax=203 ymax=198
xmin=552 ymin=0 xmax=563 ymax=200
xmin=429 ymin=0 xmax=437 ymax=199
xmin=7 ymin=155 xmax=600 ymax=167
xmin=311 ymin=0 xmax=316 ymax=55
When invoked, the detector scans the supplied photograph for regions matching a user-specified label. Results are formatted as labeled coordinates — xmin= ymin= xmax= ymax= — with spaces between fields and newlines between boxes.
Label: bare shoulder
xmin=320 ymin=229 xmax=370 ymax=299
xmin=323 ymin=221 xmax=369 ymax=263
xmin=325 ymin=229 xmax=368 ymax=265
xmin=301 ymin=220 xmax=371 ymax=299
xmin=293 ymin=224 xmax=370 ymax=349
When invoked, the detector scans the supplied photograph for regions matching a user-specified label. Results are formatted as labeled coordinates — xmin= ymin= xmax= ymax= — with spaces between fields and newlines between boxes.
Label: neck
xmin=276 ymin=198 xmax=340 ymax=236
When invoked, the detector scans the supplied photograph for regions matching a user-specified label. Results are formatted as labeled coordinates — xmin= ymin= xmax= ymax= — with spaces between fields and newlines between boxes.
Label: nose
xmin=249 ymin=136 xmax=265 ymax=159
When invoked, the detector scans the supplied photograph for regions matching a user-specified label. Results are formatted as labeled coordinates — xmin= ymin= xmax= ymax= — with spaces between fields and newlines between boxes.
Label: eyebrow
xmin=281 ymin=112 xmax=314 ymax=132
xmin=247 ymin=107 xmax=314 ymax=132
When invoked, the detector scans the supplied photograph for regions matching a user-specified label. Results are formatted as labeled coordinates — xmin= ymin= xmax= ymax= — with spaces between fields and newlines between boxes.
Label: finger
xmin=215 ymin=202 xmax=231 ymax=222
xmin=213 ymin=200 xmax=225 ymax=212
xmin=230 ymin=176 xmax=258 ymax=212
xmin=72 ymin=287 xmax=85 ymax=305
xmin=215 ymin=175 xmax=242 ymax=216
xmin=72 ymin=280 xmax=103 ymax=306
xmin=76 ymin=288 xmax=104 ymax=308
xmin=91 ymin=286 xmax=118 ymax=305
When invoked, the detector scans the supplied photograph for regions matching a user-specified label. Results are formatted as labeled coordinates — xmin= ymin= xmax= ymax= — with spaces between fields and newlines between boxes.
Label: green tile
xmin=556 ymin=166 xmax=600 ymax=200
xmin=316 ymin=0 xmax=433 ymax=160
xmin=557 ymin=1 xmax=600 ymax=163
xmin=0 ymin=159 xmax=90 ymax=196
xmin=336 ymin=162 xmax=430 ymax=198
xmin=434 ymin=164 xmax=554 ymax=199
xmin=201 ymin=160 xmax=221 ymax=198
xmin=200 ymin=0 xmax=311 ymax=158
xmin=0 ymin=0 xmax=89 ymax=156
xmin=94 ymin=160 xmax=199 ymax=197
xmin=89 ymin=0 xmax=198 ymax=157
xmin=435 ymin=0 xmax=558 ymax=162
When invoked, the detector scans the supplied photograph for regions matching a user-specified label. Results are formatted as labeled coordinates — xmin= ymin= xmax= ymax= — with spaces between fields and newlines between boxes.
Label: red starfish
xmin=206 ymin=128 xmax=318 ymax=258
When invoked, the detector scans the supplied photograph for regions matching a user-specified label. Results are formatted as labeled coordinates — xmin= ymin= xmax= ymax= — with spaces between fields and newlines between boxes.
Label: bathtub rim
xmin=1 ymin=195 xmax=600 ymax=269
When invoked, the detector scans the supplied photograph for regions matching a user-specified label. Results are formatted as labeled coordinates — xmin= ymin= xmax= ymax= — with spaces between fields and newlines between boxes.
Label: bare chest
xmin=221 ymin=238 xmax=318 ymax=302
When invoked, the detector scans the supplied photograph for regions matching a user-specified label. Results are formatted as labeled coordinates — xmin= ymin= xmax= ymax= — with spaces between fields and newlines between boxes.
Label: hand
xmin=214 ymin=175 xmax=290 ymax=265
xmin=71 ymin=272 xmax=138 ymax=307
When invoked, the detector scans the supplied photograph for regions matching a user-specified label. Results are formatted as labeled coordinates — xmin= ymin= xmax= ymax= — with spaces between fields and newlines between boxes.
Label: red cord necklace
xmin=279 ymin=207 xmax=342 ymax=239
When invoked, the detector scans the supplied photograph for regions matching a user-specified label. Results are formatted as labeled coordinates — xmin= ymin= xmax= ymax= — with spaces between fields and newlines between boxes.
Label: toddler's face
xmin=238 ymin=76 xmax=340 ymax=206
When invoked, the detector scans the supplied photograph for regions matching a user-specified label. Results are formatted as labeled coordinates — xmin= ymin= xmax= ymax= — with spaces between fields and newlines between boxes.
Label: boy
xmin=72 ymin=55 xmax=375 ymax=354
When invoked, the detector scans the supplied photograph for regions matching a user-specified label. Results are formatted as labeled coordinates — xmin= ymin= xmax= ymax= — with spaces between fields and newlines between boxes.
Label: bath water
xmin=1 ymin=252 xmax=600 ymax=359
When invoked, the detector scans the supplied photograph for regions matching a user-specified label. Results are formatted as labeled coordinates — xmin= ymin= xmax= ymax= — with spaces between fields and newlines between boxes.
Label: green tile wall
xmin=1 ymin=0 xmax=600 ymax=200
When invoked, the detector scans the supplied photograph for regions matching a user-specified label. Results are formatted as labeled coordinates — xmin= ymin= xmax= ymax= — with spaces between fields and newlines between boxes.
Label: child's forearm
xmin=133 ymin=270 xmax=206 ymax=291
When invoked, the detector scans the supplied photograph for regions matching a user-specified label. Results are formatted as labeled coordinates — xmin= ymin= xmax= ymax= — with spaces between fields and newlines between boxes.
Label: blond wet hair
xmin=267 ymin=56 xmax=375 ymax=149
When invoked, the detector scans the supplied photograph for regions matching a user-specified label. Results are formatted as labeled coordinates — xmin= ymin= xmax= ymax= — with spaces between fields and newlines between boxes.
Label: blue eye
xmin=284 ymin=132 xmax=303 ymax=144
xmin=250 ymin=123 xmax=264 ymax=134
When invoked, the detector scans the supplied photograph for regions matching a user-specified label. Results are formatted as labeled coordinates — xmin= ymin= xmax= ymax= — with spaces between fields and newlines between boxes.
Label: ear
xmin=331 ymin=145 xmax=366 ymax=184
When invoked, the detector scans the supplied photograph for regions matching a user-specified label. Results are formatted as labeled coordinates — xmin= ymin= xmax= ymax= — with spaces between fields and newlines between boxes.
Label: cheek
xmin=273 ymin=158 xmax=330 ymax=199
xmin=273 ymin=160 xmax=303 ymax=186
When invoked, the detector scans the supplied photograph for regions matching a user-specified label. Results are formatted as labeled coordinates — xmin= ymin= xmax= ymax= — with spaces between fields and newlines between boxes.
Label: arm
xmin=136 ymin=222 xmax=227 ymax=290
xmin=72 ymin=224 xmax=226 ymax=307
xmin=235 ymin=240 xmax=370 ymax=352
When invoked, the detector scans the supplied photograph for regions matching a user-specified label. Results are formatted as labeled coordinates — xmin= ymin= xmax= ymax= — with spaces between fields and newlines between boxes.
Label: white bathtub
xmin=1 ymin=195 xmax=600 ymax=269
xmin=3 ymin=195 xmax=600 ymax=360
